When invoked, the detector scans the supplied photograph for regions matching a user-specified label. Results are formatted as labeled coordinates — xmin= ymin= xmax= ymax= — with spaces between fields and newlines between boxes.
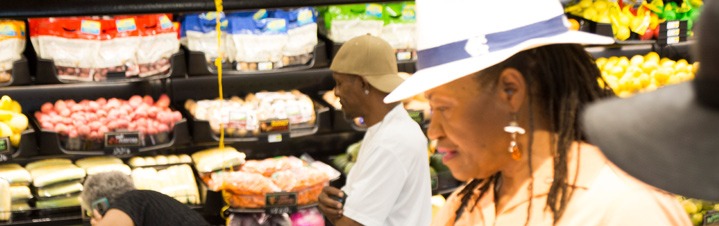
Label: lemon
xmin=603 ymin=60 xmax=617 ymax=72
xmin=641 ymin=61 xmax=659 ymax=74
xmin=583 ymin=8 xmax=599 ymax=21
xmin=644 ymin=52 xmax=660 ymax=63
xmin=610 ymin=66 xmax=625 ymax=77
xmin=639 ymin=73 xmax=651 ymax=88
xmin=596 ymin=57 xmax=608 ymax=68
xmin=692 ymin=62 xmax=700 ymax=74
xmin=593 ymin=1 xmax=609 ymax=12
xmin=0 ymin=122 xmax=12 ymax=138
xmin=0 ymin=96 xmax=11 ymax=111
xmin=10 ymin=133 xmax=20 ymax=147
xmin=645 ymin=83 xmax=658 ymax=92
xmin=618 ymin=57 xmax=630 ymax=68
xmin=579 ymin=0 xmax=593 ymax=9
xmin=615 ymin=26 xmax=631 ymax=41
xmin=9 ymin=101 xmax=21 ymax=114
xmin=630 ymin=55 xmax=644 ymax=66
xmin=618 ymin=91 xmax=633 ymax=98
xmin=604 ymin=76 xmax=620 ymax=90
xmin=597 ymin=11 xmax=611 ymax=23
xmin=654 ymin=67 xmax=672 ymax=85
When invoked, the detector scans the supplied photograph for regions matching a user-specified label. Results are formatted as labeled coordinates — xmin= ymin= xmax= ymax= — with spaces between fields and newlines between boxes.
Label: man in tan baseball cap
xmin=318 ymin=34 xmax=432 ymax=226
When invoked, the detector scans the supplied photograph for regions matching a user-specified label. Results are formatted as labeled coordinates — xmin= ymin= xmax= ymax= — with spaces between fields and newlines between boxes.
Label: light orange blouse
xmin=432 ymin=144 xmax=691 ymax=226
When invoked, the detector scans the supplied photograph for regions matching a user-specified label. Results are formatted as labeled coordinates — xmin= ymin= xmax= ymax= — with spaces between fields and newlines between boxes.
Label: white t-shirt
xmin=342 ymin=104 xmax=432 ymax=226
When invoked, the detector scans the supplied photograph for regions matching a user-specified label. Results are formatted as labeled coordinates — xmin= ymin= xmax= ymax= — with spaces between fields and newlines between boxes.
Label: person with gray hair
xmin=81 ymin=171 xmax=209 ymax=226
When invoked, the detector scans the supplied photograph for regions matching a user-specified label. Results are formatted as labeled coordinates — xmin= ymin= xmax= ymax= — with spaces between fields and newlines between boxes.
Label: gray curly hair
xmin=80 ymin=171 xmax=135 ymax=212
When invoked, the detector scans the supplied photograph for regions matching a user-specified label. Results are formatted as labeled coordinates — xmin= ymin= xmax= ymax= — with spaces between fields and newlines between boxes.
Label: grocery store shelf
xmin=0 ymin=0 xmax=407 ymax=18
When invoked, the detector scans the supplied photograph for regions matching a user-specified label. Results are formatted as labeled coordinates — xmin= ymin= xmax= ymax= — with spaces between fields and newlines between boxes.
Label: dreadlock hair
xmin=453 ymin=44 xmax=614 ymax=224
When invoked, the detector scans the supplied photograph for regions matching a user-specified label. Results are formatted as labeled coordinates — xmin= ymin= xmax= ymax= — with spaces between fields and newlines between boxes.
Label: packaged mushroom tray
xmin=185 ymin=90 xmax=317 ymax=138
xmin=193 ymin=147 xmax=338 ymax=209
xmin=128 ymin=154 xmax=201 ymax=205
xmin=35 ymin=94 xmax=184 ymax=152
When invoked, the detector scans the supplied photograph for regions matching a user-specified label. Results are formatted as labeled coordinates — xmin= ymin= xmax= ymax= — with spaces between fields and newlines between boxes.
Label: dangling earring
xmin=364 ymin=89 xmax=370 ymax=95
xmin=504 ymin=113 xmax=525 ymax=160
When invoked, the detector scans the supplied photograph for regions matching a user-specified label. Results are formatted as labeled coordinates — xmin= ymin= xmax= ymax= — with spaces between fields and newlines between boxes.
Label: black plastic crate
xmin=186 ymin=42 xmax=329 ymax=77
xmin=0 ymin=57 xmax=31 ymax=87
xmin=35 ymin=50 xmax=186 ymax=84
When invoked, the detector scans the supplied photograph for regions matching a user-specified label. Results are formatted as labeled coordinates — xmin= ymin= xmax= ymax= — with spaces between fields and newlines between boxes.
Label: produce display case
xmin=35 ymin=50 xmax=186 ymax=84
xmin=1 ymin=128 xmax=39 ymax=161
xmin=0 ymin=58 xmax=32 ymax=87
xmin=186 ymin=42 xmax=330 ymax=76
xmin=37 ymin=119 xmax=189 ymax=156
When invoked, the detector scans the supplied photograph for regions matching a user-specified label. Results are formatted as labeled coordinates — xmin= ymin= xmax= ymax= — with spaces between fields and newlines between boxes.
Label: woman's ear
xmin=496 ymin=68 xmax=527 ymax=112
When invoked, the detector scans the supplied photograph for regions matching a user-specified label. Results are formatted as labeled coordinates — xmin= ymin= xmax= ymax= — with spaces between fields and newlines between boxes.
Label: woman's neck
xmin=495 ymin=129 xmax=556 ymax=213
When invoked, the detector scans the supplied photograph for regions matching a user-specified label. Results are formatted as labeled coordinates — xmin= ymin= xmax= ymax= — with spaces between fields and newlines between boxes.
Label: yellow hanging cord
xmin=214 ymin=0 xmax=225 ymax=151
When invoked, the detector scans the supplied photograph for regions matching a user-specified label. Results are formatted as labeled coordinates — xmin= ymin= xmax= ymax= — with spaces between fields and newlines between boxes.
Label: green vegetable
xmin=430 ymin=154 xmax=449 ymax=172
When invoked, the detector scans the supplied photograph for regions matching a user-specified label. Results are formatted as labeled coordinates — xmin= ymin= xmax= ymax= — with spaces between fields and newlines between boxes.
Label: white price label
xmin=668 ymin=37 xmax=680 ymax=44
xmin=666 ymin=29 xmax=680 ymax=37
xmin=258 ymin=62 xmax=273 ymax=71
xmin=397 ymin=51 xmax=412 ymax=61
xmin=667 ymin=21 xmax=680 ymax=29
xmin=0 ymin=154 xmax=8 ymax=162
xmin=268 ymin=134 xmax=282 ymax=143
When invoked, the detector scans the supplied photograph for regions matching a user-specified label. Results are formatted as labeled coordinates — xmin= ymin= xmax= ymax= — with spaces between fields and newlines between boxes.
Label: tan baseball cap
xmin=330 ymin=34 xmax=404 ymax=94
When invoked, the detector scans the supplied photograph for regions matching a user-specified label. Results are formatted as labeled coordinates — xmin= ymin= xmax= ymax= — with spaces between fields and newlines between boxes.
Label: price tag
xmin=706 ymin=211 xmax=719 ymax=226
xmin=104 ymin=132 xmax=143 ymax=156
xmin=261 ymin=119 xmax=290 ymax=133
xmin=665 ymin=28 xmax=680 ymax=37
xmin=268 ymin=134 xmax=283 ymax=143
xmin=258 ymin=62 xmax=274 ymax=71
xmin=265 ymin=192 xmax=298 ymax=215
xmin=397 ymin=51 xmax=412 ymax=61
xmin=407 ymin=110 xmax=424 ymax=124
xmin=667 ymin=36 xmax=681 ymax=44
xmin=0 ymin=137 xmax=9 ymax=155
xmin=0 ymin=153 xmax=9 ymax=162
xmin=667 ymin=21 xmax=680 ymax=29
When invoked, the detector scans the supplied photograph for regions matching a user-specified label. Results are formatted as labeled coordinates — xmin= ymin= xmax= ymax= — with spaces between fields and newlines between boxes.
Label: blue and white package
xmin=182 ymin=12 xmax=230 ymax=63
xmin=273 ymin=7 xmax=318 ymax=66
xmin=227 ymin=9 xmax=289 ymax=71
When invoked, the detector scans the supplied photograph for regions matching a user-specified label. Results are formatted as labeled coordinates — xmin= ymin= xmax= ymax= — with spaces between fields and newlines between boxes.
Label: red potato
xmin=147 ymin=106 xmax=159 ymax=118
xmin=89 ymin=131 xmax=100 ymax=140
xmin=128 ymin=122 xmax=137 ymax=131
xmin=157 ymin=123 xmax=169 ymax=133
xmin=107 ymin=121 xmax=118 ymax=130
xmin=41 ymin=103 xmax=54 ymax=113
xmin=146 ymin=127 xmax=158 ymax=135
xmin=86 ymin=113 xmax=98 ymax=122
xmin=71 ymin=104 xmax=84 ymax=113
xmin=129 ymin=95 xmax=143 ymax=107
xmin=116 ymin=119 xmax=129 ymax=128
xmin=54 ymin=100 xmax=67 ymax=112
xmin=99 ymin=126 xmax=109 ymax=135
xmin=96 ymin=97 xmax=107 ymax=106
xmin=96 ymin=109 xmax=107 ymax=118
xmin=143 ymin=95 xmax=154 ymax=106
xmin=35 ymin=112 xmax=44 ymax=121
xmin=88 ymin=101 xmax=100 ymax=111
xmin=68 ymin=130 xmax=79 ymax=138
xmin=79 ymin=100 xmax=90 ymax=106
xmin=172 ymin=111 xmax=182 ymax=122
xmin=78 ymin=125 xmax=91 ymax=136
xmin=65 ymin=99 xmax=77 ymax=108
xmin=60 ymin=108 xmax=71 ymax=117
xmin=62 ymin=117 xmax=72 ymax=125
xmin=55 ymin=123 xmax=68 ymax=134
xmin=156 ymin=94 xmax=170 ymax=108
xmin=107 ymin=98 xmax=121 ymax=108
xmin=41 ymin=122 xmax=54 ymax=130
xmin=89 ymin=121 xmax=101 ymax=131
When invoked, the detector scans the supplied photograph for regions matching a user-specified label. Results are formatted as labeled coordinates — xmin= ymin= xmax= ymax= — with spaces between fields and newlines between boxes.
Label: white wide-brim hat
xmin=384 ymin=0 xmax=616 ymax=103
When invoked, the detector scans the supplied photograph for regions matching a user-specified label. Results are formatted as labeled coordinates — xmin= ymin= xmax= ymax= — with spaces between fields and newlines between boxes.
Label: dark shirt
xmin=110 ymin=190 xmax=209 ymax=226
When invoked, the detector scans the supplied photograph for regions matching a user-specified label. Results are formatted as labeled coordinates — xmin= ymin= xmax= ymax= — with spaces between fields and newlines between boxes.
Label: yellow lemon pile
xmin=0 ymin=95 xmax=28 ymax=147
xmin=596 ymin=52 xmax=698 ymax=97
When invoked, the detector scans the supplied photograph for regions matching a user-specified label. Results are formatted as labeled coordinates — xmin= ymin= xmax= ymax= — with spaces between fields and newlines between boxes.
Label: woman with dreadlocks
xmin=384 ymin=0 xmax=692 ymax=225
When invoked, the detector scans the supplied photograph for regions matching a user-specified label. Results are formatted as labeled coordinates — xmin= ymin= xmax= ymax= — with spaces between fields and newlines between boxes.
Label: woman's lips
xmin=437 ymin=147 xmax=458 ymax=163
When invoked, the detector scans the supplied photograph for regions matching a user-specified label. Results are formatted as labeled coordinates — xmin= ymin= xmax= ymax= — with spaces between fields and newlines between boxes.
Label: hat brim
xmin=582 ymin=82 xmax=719 ymax=201
xmin=384 ymin=31 xmax=615 ymax=103
xmin=364 ymin=73 xmax=405 ymax=94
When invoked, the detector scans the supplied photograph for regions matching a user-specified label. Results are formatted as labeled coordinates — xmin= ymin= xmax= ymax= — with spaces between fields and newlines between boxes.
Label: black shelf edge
xmin=0 ymin=0 xmax=408 ymax=18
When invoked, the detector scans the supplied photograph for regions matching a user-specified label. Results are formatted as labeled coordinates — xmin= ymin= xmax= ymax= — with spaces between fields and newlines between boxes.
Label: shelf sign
xmin=667 ymin=36 xmax=681 ymax=44
xmin=265 ymin=192 xmax=298 ymax=214
xmin=665 ymin=28 xmax=680 ymax=37
xmin=667 ymin=21 xmax=680 ymax=29
xmin=104 ymin=132 xmax=143 ymax=156
xmin=261 ymin=119 xmax=290 ymax=133
xmin=706 ymin=211 xmax=719 ymax=226
xmin=0 ymin=137 xmax=9 ymax=155
xmin=397 ymin=51 xmax=412 ymax=61
xmin=268 ymin=134 xmax=283 ymax=143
